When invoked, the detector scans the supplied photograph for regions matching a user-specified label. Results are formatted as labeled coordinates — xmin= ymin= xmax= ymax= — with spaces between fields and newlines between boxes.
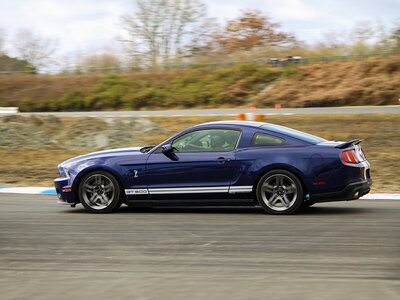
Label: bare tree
xmin=0 ymin=28 xmax=5 ymax=55
xmin=77 ymin=53 xmax=122 ymax=72
xmin=121 ymin=0 xmax=215 ymax=65
xmin=349 ymin=21 xmax=376 ymax=42
xmin=345 ymin=21 xmax=376 ymax=54
xmin=390 ymin=20 xmax=400 ymax=51
xmin=13 ymin=29 xmax=57 ymax=70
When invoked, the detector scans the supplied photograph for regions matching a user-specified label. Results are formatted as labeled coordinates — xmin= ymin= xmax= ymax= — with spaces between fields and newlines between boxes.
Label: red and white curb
xmin=0 ymin=186 xmax=399 ymax=199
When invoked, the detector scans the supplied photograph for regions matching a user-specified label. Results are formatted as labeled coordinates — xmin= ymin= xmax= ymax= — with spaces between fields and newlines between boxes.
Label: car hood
xmin=60 ymin=147 xmax=145 ymax=167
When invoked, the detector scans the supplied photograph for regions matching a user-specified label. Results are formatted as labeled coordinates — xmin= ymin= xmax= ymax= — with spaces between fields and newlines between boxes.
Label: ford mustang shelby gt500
xmin=55 ymin=121 xmax=371 ymax=214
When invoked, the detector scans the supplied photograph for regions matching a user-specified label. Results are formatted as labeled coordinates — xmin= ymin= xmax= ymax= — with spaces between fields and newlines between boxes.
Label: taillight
xmin=361 ymin=147 xmax=367 ymax=160
xmin=342 ymin=149 xmax=359 ymax=163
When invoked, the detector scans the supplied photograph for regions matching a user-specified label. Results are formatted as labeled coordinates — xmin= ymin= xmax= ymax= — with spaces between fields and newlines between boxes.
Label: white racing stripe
xmin=125 ymin=186 xmax=254 ymax=195
xmin=149 ymin=186 xmax=229 ymax=194
xmin=229 ymin=186 xmax=253 ymax=193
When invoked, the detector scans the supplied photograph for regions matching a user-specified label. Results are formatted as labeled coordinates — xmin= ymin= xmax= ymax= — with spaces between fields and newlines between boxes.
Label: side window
xmin=172 ymin=129 xmax=241 ymax=152
xmin=251 ymin=133 xmax=285 ymax=146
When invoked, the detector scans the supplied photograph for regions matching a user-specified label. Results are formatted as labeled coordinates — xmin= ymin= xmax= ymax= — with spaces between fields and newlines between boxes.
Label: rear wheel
xmin=78 ymin=170 xmax=122 ymax=213
xmin=256 ymin=169 xmax=303 ymax=215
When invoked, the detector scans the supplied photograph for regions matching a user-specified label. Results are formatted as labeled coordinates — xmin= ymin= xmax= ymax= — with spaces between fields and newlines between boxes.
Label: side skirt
xmin=126 ymin=198 xmax=256 ymax=207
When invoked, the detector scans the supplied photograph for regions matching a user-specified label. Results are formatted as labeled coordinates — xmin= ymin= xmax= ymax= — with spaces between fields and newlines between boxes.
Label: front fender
xmin=71 ymin=165 xmax=126 ymax=203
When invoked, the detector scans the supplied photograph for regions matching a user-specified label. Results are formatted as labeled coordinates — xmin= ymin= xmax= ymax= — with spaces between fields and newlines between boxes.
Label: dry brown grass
xmin=0 ymin=69 xmax=188 ymax=108
xmin=0 ymin=150 xmax=87 ymax=187
xmin=0 ymin=114 xmax=398 ymax=193
xmin=0 ymin=74 xmax=103 ymax=106
xmin=255 ymin=57 xmax=400 ymax=107
xmin=1 ymin=56 xmax=400 ymax=111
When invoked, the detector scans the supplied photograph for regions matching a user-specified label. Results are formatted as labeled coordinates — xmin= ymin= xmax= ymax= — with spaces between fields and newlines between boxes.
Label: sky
xmin=0 ymin=0 xmax=399 ymax=57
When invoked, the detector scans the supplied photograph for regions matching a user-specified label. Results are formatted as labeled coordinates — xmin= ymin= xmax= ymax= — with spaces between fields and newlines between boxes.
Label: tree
xmin=0 ymin=28 xmax=5 ymax=55
xmin=121 ymin=0 xmax=215 ymax=65
xmin=347 ymin=21 xmax=376 ymax=54
xmin=390 ymin=21 xmax=400 ymax=51
xmin=0 ymin=54 xmax=35 ymax=72
xmin=349 ymin=21 xmax=376 ymax=43
xmin=13 ymin=29 xmax=57 ymax=70
xmin=207 ymin=9 xmax=297 ymax=55
xmin=77 ymin=53 xmax=122 ymax=72
xmin=366 ymin=20 xmax=400 ymax=53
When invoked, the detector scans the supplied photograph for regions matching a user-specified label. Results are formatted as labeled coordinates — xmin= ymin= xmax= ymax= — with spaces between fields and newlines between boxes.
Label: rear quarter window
xmin=251 ymin=133 xmax=285 ymax=146
xmin=262 ymin=124 xmax=326 ymax=144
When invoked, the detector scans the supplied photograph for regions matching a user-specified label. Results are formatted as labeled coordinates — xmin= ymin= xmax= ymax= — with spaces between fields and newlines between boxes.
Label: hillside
xmin=255 ymin=56 xmax=400 ymax=107
xmin=0 ymin=56 xmax=399 ymax=111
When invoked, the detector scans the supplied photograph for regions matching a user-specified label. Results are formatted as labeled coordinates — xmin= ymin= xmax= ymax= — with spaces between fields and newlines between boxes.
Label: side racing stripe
xmin=125 ymin=186 xmax=253 ymax=195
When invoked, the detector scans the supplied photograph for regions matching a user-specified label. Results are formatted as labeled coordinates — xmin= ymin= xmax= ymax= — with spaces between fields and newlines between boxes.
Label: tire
xmin=256 ymin=169 xmax=304 ymax=215
xmin=78 ymin=170 xmax=123 ymax=213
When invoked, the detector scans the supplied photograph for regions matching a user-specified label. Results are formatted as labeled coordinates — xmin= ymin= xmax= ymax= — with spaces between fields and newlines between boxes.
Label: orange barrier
xmin=237 ymin=113 xmax=265 ymax=122
xmin=237 ymin=113 xmax=246 ymax=121
xmin=275 ymin=103 xmax=282 ymax=109
xmin=254 ymin=114 xmax=265 ymax=122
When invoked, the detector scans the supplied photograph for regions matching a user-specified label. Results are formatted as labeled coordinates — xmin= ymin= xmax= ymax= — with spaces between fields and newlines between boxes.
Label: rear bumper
xmin=310 ymin=179 xmax=372 ymax=203
xmin=54 ymin=177 xmax=74 ymax=205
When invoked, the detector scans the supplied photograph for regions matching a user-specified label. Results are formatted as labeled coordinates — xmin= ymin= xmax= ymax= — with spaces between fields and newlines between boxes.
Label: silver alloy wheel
xmin=260 ymin=174 xmax=298 ymax=212
xmin=81 ymin=174 xmax=115 ymax=210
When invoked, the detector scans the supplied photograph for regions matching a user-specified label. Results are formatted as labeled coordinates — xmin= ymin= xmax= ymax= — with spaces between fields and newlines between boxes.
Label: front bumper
xmin=54 ymin=177 xmax=74 ymax=205
xmin=310 ymin=179 xmax=372 ymax=203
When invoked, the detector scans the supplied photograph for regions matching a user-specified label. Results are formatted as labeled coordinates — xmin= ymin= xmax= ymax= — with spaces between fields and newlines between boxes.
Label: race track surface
xmin=9 ymin=105 xmax=400 ymax=117
xmin=0 ymin=194 xmax=399 ymax=299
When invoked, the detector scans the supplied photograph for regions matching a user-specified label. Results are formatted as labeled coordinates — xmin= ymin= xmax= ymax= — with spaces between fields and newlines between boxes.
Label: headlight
xmin=62 ymin=167 xmax=71 ymax=178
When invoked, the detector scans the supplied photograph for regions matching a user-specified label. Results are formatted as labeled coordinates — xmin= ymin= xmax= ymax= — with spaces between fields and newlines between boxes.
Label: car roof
xmin=199 ymin=121 xmax=272 ymax=128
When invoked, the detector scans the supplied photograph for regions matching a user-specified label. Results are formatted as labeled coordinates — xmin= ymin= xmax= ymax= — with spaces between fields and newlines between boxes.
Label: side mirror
xmin=162 ymin=144 xmax=173 ymax=154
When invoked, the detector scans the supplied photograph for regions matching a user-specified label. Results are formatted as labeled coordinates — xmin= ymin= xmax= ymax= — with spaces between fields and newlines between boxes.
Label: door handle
xmin=217 ymin=157 xmax=231 ymax=164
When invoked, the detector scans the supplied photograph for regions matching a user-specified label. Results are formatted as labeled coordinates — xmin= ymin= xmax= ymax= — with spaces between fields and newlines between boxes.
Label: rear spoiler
xmin=335 ymin=139 xmax=363 ymax=149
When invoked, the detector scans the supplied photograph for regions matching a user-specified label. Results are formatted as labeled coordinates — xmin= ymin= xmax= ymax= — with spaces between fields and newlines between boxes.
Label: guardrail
xmin=0 ymin=107 xmax=19 ymax=114
xmin=1 ymin=51 xmax=400 ymax=75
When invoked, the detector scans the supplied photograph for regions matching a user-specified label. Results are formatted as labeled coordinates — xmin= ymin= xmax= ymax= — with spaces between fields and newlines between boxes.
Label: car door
xmin=146 ymin=128 xmax=241 ymax=197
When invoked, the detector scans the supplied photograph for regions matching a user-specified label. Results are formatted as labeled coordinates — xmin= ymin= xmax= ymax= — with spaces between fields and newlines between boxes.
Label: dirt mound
xmin=111 ymin=118 xmax=169 ymax=134
xmin=0 ymin=121 xmax=56 ymax=149
xmin=255 ymin=56 xmax=400 ymax=107
xmin=0 ymin=115 xmax=168 ymax=150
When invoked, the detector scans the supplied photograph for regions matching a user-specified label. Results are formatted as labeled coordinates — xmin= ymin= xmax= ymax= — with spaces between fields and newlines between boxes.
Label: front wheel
xmin=78 ymin=170 xmax=123 ymax=213
xmin=256 ymin=170 xmax=304 ymax=215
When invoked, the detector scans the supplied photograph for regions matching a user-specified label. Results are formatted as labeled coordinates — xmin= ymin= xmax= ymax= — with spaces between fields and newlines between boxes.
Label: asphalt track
xmin=5 ymin=105 xmax=400 ymax=117
xmin=1 ymin=194 xmax=399 ymax=299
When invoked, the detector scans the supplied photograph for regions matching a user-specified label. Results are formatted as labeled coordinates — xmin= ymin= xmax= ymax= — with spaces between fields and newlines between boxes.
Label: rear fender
xmin=253 ymin=164 xmax=309 ymax=197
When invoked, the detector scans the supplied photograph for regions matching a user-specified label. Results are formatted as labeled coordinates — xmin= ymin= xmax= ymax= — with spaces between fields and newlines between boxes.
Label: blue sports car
xmin=54 ymin=121 xmax=371 ymax=214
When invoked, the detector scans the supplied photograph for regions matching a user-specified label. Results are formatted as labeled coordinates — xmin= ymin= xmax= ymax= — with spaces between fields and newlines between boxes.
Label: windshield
xmin=262 ymin=124 xmax=326 ymax=144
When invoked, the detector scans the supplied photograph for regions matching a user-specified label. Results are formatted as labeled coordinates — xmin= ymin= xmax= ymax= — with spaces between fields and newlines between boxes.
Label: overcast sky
xmin=0 ymin=0 xmax=399 ymax=56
